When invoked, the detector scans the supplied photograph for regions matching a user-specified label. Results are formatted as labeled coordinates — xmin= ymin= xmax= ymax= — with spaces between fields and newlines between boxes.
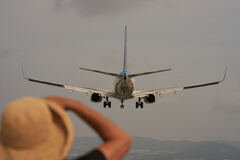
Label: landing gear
xmin=120 ymin=100 xmax=124 ymax=109
xmin=136 ymin=98 xmax=144 ymax=109
xmin=103 ymin=97 xmax=111 ymax=108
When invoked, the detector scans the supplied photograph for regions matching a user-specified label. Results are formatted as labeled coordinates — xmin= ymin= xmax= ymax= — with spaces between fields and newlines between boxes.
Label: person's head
xmin=0 ymin=97 xmax=74 ymax=160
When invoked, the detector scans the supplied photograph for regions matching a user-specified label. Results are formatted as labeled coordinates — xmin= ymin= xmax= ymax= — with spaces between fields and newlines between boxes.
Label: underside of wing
xmin=64 ymin=85 xmax=114 ymax=97
xmin=133 ymin=87 xmax=184 ymax=98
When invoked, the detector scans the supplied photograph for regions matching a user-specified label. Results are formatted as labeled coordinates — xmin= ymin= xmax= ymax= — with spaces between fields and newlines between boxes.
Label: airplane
xmin=23 ymin=26 xmax=227 ymax=109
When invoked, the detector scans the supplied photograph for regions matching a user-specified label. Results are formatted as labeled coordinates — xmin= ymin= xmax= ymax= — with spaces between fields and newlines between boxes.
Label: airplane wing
xmin=22 ymin=71 xmax=114 ymax=98
xmin=133 ymin=68 xmax=227 ymax=98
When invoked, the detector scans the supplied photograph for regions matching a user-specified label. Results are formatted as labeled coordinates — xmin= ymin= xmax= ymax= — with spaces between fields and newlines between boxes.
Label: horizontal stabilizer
xmin=128 ymin=69 xmax=171 ymax=78
xmin=80 ymin=67 xmax=121 ymax=77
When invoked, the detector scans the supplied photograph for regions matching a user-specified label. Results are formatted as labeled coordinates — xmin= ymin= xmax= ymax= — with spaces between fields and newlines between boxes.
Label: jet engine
xmin=91 ymin=93 xmax=103 ymax=103
xmin=144 ymin=94 xmax=156 ymax=103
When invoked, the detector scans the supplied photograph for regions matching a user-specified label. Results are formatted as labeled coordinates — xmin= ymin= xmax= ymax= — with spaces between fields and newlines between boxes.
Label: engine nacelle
xmin=144 ymin=94 xmax=156 ymax=103
xmin=91 ymin=93 xmax=103 ymax=103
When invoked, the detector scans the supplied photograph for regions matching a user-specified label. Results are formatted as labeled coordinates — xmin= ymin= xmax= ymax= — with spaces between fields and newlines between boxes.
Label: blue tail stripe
xmin=120 ymin=72 xmax=130 ymax=76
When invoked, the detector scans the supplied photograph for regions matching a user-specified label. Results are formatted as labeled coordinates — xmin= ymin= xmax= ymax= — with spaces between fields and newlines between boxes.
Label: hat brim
xmin=0 ymin=99 xmax=74 ymax=160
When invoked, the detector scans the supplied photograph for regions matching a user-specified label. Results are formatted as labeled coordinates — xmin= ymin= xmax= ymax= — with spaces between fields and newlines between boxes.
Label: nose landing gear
xmin=136 ymin=98 xmax=143 ymax=109
xmin=120 ymin=100 xmax=124 ymax=109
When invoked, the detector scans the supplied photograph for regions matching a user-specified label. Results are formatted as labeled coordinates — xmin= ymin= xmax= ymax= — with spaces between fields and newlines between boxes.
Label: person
xmin=0 ymin=96 xmax=132 ymax=160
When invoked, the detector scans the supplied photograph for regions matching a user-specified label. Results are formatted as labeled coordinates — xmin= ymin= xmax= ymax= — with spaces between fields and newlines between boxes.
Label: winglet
xmin=21 ymin=64 xmax=27 ymax=79
xmin=220 ymin=67 xmax=228 ymax=82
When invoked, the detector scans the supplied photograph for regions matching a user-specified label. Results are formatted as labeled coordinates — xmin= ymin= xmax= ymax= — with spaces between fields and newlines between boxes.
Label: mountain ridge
xmin=68 ymin=136 xmax=240 ymax=160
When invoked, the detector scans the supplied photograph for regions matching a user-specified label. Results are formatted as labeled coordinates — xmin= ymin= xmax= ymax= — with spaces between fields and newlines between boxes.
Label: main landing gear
xmin=136 ymin=98 xmax=143 ymax=109
xmin=103 ymin=98 xmax=125 ymax=109
xmin=103 ymin=98 xmax=144 ymax=109
xmin=103 ymin=97 xmax=111 ymax=108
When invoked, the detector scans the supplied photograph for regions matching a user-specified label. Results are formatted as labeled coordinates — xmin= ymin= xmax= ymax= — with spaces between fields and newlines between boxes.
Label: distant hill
xmin=67 ymin=137 xmax=240 ymax=160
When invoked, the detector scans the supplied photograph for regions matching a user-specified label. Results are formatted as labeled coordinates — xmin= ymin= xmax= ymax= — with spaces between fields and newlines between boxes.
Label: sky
xmin=0 ymin=0 xmax=240 ymax=141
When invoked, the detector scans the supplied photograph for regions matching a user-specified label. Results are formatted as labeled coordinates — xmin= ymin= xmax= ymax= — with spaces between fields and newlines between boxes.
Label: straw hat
xmin=0 ymin=97 xmax=74 ymax=160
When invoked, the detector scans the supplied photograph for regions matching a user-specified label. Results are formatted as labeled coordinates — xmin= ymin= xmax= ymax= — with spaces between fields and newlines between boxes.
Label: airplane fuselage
xmin=114 ymin=76 xmax=134 ymax=100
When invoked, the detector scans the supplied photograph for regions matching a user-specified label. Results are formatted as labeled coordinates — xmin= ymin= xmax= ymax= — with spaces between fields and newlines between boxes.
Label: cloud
xmin=54 ymin=0 xmax=178 ymax=17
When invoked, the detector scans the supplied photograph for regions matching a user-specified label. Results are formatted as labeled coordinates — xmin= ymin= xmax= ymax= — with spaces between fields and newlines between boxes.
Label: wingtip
xmin=164 ymin=68 xmax=172 ymax=72
xmin=79 ymin=67 xmax=85 ymax=70
xmin=79 ymin=67 xmax=88 ymax=71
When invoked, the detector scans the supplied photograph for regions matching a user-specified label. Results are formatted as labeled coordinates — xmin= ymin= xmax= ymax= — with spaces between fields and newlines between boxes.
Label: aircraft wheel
xmin=108 ymin=102 xmax=111 ymax=108
xmin=140 ymin=102 xmax=143 ymax=108
xmin=121 ymin=104 xmax=124 ymax=109
xmin=103 ymin=101 xmax=107 ymax=108
xmin=136 ymin=102 xmax=139 ymax=108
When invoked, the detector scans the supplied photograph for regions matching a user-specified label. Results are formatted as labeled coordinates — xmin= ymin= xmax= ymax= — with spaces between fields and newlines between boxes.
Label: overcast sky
xmin=0 ymin=0 xmax=240 ymax=141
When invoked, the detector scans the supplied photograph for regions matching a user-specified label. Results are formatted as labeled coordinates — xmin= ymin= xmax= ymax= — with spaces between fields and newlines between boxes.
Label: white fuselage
xmin=114 ymin=76 xmax=135 ymax=100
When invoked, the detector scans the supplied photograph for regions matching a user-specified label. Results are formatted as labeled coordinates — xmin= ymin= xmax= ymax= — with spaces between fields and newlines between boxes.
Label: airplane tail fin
xmin=123 ymin=25 xmax=127 ymax=74
xmin=80 ymin=26 xmax=128 ymax=78
xmin=80 ymin=26 xmax=171 ymax=79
